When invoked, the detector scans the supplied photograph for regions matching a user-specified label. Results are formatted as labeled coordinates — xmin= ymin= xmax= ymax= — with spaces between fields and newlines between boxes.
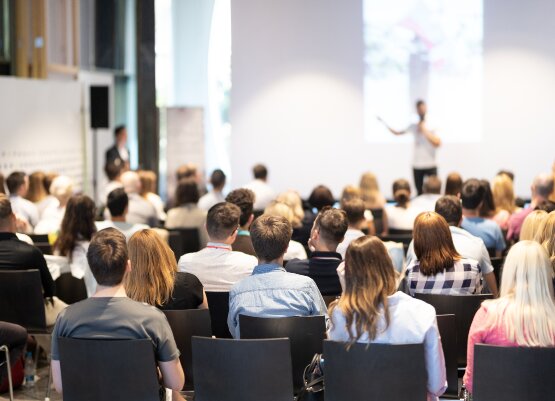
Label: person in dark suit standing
xmin=105 ymin=125 xmax=130 ymax=169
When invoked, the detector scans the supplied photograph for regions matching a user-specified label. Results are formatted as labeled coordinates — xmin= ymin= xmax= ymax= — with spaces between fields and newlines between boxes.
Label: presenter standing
xmin=380 ymin=100 xmax=441 ymax=195
xmin=105 ymin=125 xmax=130 ymax=170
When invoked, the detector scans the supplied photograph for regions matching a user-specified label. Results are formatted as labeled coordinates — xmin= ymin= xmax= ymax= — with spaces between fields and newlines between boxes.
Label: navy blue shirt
xmin=286 ymin=251 xmax=343 ymax=296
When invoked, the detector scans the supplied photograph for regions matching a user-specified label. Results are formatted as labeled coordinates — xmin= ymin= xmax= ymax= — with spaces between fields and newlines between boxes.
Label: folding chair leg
xmin=0 ymin=345 xmax=14 ymax=401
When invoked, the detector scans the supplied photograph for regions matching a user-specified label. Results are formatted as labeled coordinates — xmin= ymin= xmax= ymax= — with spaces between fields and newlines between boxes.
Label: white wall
xmin=230 ymin=0 xmax=555 ymax=198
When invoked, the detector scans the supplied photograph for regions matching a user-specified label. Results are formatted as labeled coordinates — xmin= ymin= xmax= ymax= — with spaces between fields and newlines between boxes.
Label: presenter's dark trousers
xmin=413 ymin=167 xmax=437 ymax=196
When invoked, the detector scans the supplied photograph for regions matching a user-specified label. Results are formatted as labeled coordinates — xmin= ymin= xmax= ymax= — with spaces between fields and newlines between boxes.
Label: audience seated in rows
xmin=101 ymin=162 xmax=124 ymax=205
xmin=228 ymin=215 xmax=327 ymax=338
xmin=328 ymin=236 xmax=447 ymax=401
xmin=295 ymin=185 xmax=335 ymax=246
xmin=386 ymin=178 xmax=415 ymax=231
xmin=507 ymin=173 xmax=554 ymax=241
xmin=519 ymin=210 xmax=547 ymax=241
xmin=34 ymin=175 xmax=73 ymax=235
xmin=26 ymin=171 xmax=57 ymax=217
xmin=120 ymin=171 xmax=159 ymax=228
xmin=359 ymin=172 xmax=387 ymax=235
xmin=337 ymin=198 xmax=366 ymax=258
xmin=461 ymin=179 xmax=506 ymax=256
xmin=165 ymin=177 xmax=208 ymax=247
xmin=444 ymin=172 xmax=463 ymax=197
xmin=96 ymin=188 xmax=149 ymax=240
xmin=198 ymin=169 xmax=226 ymax=211
xmin=226 ymin=188 xmax=256 ymax=256
xmin=276 ymin=190 xmax=307 ymax=244
xmin=176 ymin=163 xmax=207 ymax=198
xmin=406 ymin=196 xmax=499 ymax=296
xmin=126 ymin=229 xmax=207 ymax=310
xmin=286 ymin=207 xmax=348 ymax=295
xmin=244 ymin=164 xmax=276 ymax=211
xmin=7 ymin=171 xmax=39 ymax=231
xmin=50 ymin=228 xmax=185 ymax=400
xmin=463 ymin=241 xmax=555 ymax=395
xmin=411 ymin=175 xmax=442 ymax=213
xmin=178 ymin=202 xmax=257 ymax=292
xmin=491 ymin=173 xmax=519 ymax=230
xmin=406 ymin=212 xmax=484 ymax=296
xmin=139 ymin=170 xmax=167 ymax=222
xmin=54 ymin=195 xmax=97 ymax=297
xmin=340 ymin=185 xmax=375 ymax=235
xmin=263 ymin=201 xmax=307 ymax=261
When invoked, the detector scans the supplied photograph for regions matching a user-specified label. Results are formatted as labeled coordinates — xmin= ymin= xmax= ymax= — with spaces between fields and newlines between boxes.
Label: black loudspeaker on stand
xmin=89 ymin=86 xmax=110 ymax=202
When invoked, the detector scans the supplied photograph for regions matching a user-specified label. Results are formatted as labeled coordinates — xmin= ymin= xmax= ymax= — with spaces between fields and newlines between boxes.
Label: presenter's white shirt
xmin=406 ymin=123 xmax=437 ymax=169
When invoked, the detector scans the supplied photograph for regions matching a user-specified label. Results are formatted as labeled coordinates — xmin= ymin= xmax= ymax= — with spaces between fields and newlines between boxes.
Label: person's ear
xmin=126 ymin=260 xmax=132 ymax=273
xmin=247 ymin=214 xmax=255 ymax=226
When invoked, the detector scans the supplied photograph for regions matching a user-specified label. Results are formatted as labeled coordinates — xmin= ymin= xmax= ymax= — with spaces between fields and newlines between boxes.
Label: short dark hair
xmin=314 ymin=207 xmax=348 ymax=245
xmin=445 ymin=172 xmax=463 ymax=196
xmin=416 ymin=99 xmax=426 ymax=108
xmin=341 ymin=198 xmax=365 ymax=225
xmin=6 ymin=172 xmax=26 ymax=194
xmin=308 ymin=185 xmax=335 ymax=211
xmin=253 ymin=164 xmax=268 ymax=180
xmin=87 ymin=228 xmax=128 ymax=286
xmin=250 ymin=215 xmax=291 ymax=261
xmin=461 ymin=179 xmax=485 ymax=210
xmin=0 ymin=194 xmax=13 ymax=222
xmin=535 ymin=200 xmax=555 ymax=213
xmin=104 ymin=162 xmax=123 ymax=181
xmin=497 ymin=170 xmax=514 ymax=181
xmin=434 ymin=196 xmax=462 ymax=226
xmin=107 ymin=188 xmax=128 ymax=217
xmin=206 ymin=202 xmax=241 ymax=239
xmin=210 ymin=169 xmax=226 ymax=189
xmin=423 ymin=175 xmax=442 ymax=194
xmin=226 ymin=188 xmax=255 ymax=226
xmin=175 ymin=178 xmax=200 ymax=205
xmin=114 ymin=125 xmax=126 ymax=138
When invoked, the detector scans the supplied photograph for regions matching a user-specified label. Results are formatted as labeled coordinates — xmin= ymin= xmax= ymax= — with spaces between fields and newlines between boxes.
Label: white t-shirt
xmin=385 ymin=204 xmax=418 ymax=231
xmin=336 ymin=228 xmax=365 ymax=259
xmin=244 ymin=179 xmax=276 ymax=211
xmin=284 ymin=240 xmax=307 ymax=261
xmin=406 ymin=123 xmax=437 ymax=169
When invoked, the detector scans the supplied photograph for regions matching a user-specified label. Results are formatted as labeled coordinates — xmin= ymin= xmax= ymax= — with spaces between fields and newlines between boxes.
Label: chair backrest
xmin=55 ymin=273 xmax=88 ymax=304
xmin=473 ymin=344 xmax=555 ymax=401
xmin=192 ymin=337 xmax=294 ymax=401
xmin=205 ymin=292 xmax=232 ymax=338
xmin=0 ymin=270 xmax=47 ymax=332
xmin=29 ymin=234 xmax=52 ymax=255
xmin=58 ymin=337 xmax=160 ymax=401
xmin=323 ymin=295 xmax=340 ymax=307
xmin=490 ymin=257 xmax=503 ymax=287
xmin=370 ymin=208 xmax=384 ymax=235
xmin=168 ymin=228 xmax=200 ymax=261
xmin=436 ymin=314 xmax=458 ymax=398
xmin=387 ymin=228 xmax=413 ymax=236
xmin=163 ymin=309 xmax=212 ymax=391
xmin=414 ymin=293 xmax=493 ymax=365
xmin=239 ymin=315 xmax=326 ymax=392
xmin=323 ymin=340 xmax=427 ymax=401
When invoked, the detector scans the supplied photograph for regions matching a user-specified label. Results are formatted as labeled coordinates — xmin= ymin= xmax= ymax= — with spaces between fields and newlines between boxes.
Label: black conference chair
xmin=168 ymin=228 xmax=201 ymax=261
xmin=0 ymin=344 xmax=15 ymax=401
xmin=323 ymin=295 xmax=340 ymax=307
xmin=58 ymin=338 xmax=160 ymax=401
xmin=473 ymin=344 xmax=555 ymax=401
xmin=29 ymin=234 xmax=52 ymax=255
xmin=163 ymin=309 xmax=212 ymax=391
xmin=205 ymin=292 xmax=232 ymax=338
xmin=490 ymin=257 xmax=503 ymax=287
xmin=239 ymin=315 xmax=326 ymax=393
xmin=387 ymin=228 xmax=413 ymax=236
xmin=0 ymin=270 xmax=52 ymax=401
xmin=370 ymin=208 xmax=384 ymax=235
xmin=414 ymin=293 xmax=493 ymax=366
xmin=192 ymin=337 xmax=294 ymax=401
xmin=54 ymin=273 xmax=87 ymax=304
xmin=436 ymin=314 xmax=458 ymax=398
xmin=323 ymin=341 xmax=427 ymax=401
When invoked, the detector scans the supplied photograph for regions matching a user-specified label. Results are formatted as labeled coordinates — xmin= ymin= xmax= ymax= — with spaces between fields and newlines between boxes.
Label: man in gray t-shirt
xmin=50 ymin=228 xmax=185 ymax=400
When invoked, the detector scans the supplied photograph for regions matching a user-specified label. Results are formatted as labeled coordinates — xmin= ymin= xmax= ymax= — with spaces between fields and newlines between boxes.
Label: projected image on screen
xmin=364 ymin=0 xmax=483 ymax=143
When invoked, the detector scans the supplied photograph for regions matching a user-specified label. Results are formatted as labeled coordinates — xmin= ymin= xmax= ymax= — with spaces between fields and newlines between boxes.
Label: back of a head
xmin=126 ymin=229 xmax=176 ymax=306
xmin=341 ymin=198 xmax=366 ymax=226
xmin=176 ymin=163 xmax=198 ymax=181
xmin=0 ymin=194 xmax=13 ymax=229
xmin=121 ymin=171 xmax=141 ymax=194
xmin=497 ymin=170 xmax=515 ymax=182
xmin=497 ymin=240 xmax=555 ymax=346
xmin=461 ymin=178 xmax=485 ymax=210
xmin=6 ymin=171 xmax=26 ymax=195
xmin=444 ymin=172 xmax=463 ymax=196
xmin=252 ymin=164 xmax=268 ymax=180
xmin=276 ymin=190 xmax=304 ymax=228
xmin=138 ymin=170 xmax=157 ymax=195
xmin=226 ymin=188 xmax=255 ymax=226
xmin=210 ymin=169 xmax=226 ymax=190
xmin=175 ymin=177 xmax=200 ymax=205
xmin=107 ymin=188 xmax=129 ymax=217
xmin=434 ymin=195 xmax=462 ymax=226
xmin=533 ymin=211 xmax=555 ymax=258
xmin=49 ymin=175 xmax=74 ymax=201
xmin=519 ymin=210 xmax=548 ymax=241
xmin=492 ymin=174 xmax=516 ymax=213
xmin=533 ymin=173 xmax=555 ymax=200
xmin=43 ymin=172 xmax=58 ymax=194
xmin=341 ymin=185 xmax=361 ymax=203
xmin=0 ymin=173 xmax=5 ymax=194
xmin=250 ymin=214 xmax=291 ymax=262
xmin=104 ymin=162 xmax=122 ymax=181
xmin=206 ymin=202 xmax=241 ymax=240
xmin=422 ymin=175 xmax=442 ymax=195
xmin=314 ymin=207 xmax=349 ymax=246
xmin=308 ymin=185 xmax=335 ymax=211
xmin=413 ymin=212 xmax=460 ymax=276
xmin=392 ymin=178 xmax=411 ymax=207
xmin=26 ymin=171 xmax=47 ymax=202
xmin=87 ymin=228 xmax=128 ymax=287
xmin=57 ymin=194 xmax=97 ymax=256
xmin=114 ymin=125 xmax=126 ymax=139
xmin=264 ymin=201 xmax=294 ymax=225
xmin=479 ymin=179 xmax=496 ymax=217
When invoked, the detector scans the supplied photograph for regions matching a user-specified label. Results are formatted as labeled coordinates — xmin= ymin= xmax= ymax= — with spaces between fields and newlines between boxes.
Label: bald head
xmin=532 ymin=173 xmax=554 ymax=200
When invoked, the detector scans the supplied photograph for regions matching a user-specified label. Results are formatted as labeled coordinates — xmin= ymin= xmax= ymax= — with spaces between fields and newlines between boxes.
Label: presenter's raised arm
xmin=377 ymin=116 xmax=405 ymax=136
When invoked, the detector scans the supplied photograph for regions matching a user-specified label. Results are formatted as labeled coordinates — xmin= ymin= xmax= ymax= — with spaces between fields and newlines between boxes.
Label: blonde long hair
xmin=484 ymin=241 xmax=555 ymax=346
xmin=492 ymin=174 xmax=516 ymax=214
xmin=329 ymin=236 xmax=397 ymax=344
xmin=520 ymin=210 xmax=548 ymax=241
xmin=535 ymin=211 xmax=555 ymax=272
xmin=276 ymin=190 xmax=304 ymax=229
xmin=126 ymin=229 xmax=176 ymax=306
xmin=26 ymin=171 xmax=48 ymax=203
xmin=359 ymin=172 xmax=385 ymax=209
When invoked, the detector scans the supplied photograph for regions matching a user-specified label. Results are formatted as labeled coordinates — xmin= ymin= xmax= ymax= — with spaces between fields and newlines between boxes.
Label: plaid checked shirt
xmin=406 ymin=258 xmax=482 ymax=296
